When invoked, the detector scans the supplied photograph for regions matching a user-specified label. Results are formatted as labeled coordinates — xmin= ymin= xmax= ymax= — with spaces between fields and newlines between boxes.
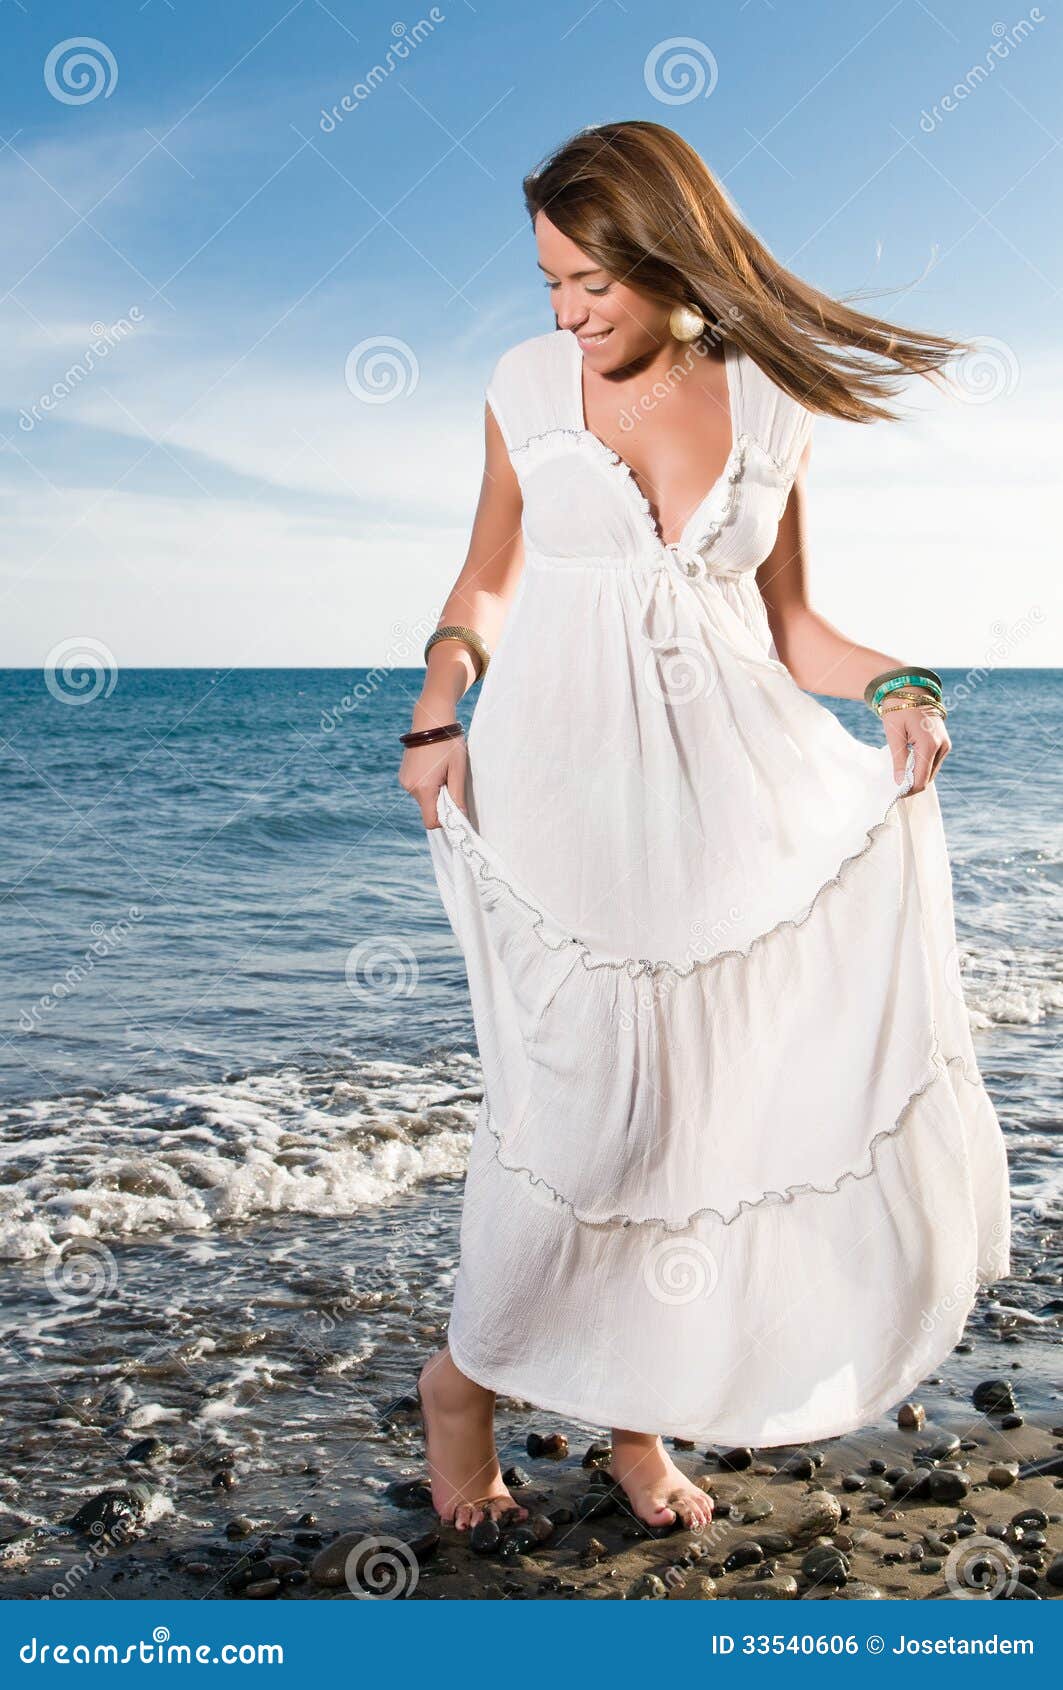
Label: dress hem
xmin=444 ymin=1273 xmax=1006 ymax=1449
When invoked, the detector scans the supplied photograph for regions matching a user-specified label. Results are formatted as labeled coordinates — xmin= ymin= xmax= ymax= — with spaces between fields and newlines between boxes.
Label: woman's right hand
xmin=399 ymin=731 xmax=468 ymax=831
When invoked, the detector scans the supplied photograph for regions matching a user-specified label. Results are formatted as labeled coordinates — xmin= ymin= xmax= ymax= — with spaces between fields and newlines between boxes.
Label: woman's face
xmin=534 ymin=211 xmax=671 ymax=371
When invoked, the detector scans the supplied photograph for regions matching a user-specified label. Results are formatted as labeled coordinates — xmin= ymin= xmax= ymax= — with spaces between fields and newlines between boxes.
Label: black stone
xmin=385 ymin=1478 xmax=433 ymax=1510
xmin=717 ymin=1447 xmax=753 ymax=1471
xmin=972 ymin=1379 xmax=1017 ymax=1415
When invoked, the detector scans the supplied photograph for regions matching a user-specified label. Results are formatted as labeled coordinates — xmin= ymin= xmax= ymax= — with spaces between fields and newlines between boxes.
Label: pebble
xmin=841 ymin=1474 xmax=866 ymax=1492
xmin=1012 ymin=1507 xmax=1049 ymax=1530
xmin=988 ymin=1463 xmax=1020 ymax=1489
xmin=627 ymin=1572 xmax=667 ymax=1599
xmin=1001 ymin=1413 xmax=1024 ymax=1430
xmin=801 ymin=1544 xmax=849 ymax=1588
xmin=528 ymin=1514 xmax=555 ymax=1544
xmin=385 ymin=1479 xmax=433 ymax=1510
xmin=125 ymin=1437 xmax=168 ymax=1465
xmin=576 ymin=1491 xmax=617 ymax=1520
xmin=1045 ymin=1554 xmax=1063 ymax=1590
xmin=582 ymin=1442 xmax=612 ymax=1468
xmin=794 ymin=1491 xmax=843 ymax=1539
xmin=469 ymin=1517 xmax=502 ymax=1556
xmin=733 ymin=1574 xmax=798 ymax=1599
xmin=972 ymin=1378 xmax=1017 ymax=1414
xmin=757 ymin=1531 xmax=794 ymax=1554
xmin=225 ymin=1517 xmax=255 ymax=1539
xmin=243 ymin=1577 xmax=280 ymax=1599
xmin=813 ymin=1579 xmax=884 ymax=1600
xmin=580 ymin=1537 xmax=608 ymax=1563
xmin=891 ymin=1470 xmax=930 ymax=1503
xmin=68 ymin=1487 xmax=149 ymax=1535
xmin=918 ymin=1434 xmax=961 ymax=1458
xmin=499 ymin=1529 xmax=534 ymax=1563
xmin=669 ymin=1573 xmax=718 ymax=1600
xmin=501 ymin=1465 xmax=531 ymax=1488
xmin=307 ymin=1533 xmax=364 ymax=1587
xmin=777 ymin=1454 xmax=814 ymax=1480
xmin=897 ymin=1402 xmax=926 ymax=1430
xmin=717 ymin=1448 xmax=753 ymax=1471
xmin=526 ymin=1433 xmax=568 ymax=1460
xmin=738 ymin=1500 xmax=774 ymax=1523
xmin=723 ymin=1541 xmax=764 ymax=1572
xmin=1018 ymin=1454 xmax=1063 ymax=1480
xmin=212 ymin=1471 xmax=236 ymax=1490
xmin=927 ymin=1469 xmax=969 ymax=1505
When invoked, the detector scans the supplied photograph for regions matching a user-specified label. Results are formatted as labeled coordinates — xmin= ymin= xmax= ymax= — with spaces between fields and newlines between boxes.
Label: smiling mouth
xmin=577 ymin=328 xmax=612 ymax=347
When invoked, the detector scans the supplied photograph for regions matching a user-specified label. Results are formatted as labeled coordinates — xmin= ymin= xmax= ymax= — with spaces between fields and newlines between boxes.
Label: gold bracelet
xmin=424 ymin=624 xmax=491 ymax=679
xmin=880 ymin=699 xmax=947 ymax=718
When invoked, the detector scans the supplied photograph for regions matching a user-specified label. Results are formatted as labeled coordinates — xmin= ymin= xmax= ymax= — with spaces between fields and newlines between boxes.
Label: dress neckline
xmin=568 ymin=331 xmax=742 ymax=553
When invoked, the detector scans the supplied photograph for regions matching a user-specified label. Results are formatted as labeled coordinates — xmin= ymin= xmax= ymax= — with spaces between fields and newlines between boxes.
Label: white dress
xmin=427 ymin=328 xmax=1012 ymax=1447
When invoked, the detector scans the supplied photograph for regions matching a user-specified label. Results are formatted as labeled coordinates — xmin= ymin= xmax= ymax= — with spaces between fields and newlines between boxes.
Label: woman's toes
xmin=646 ymin=1501 xmax=677 ymax=1527
xmin=453 ymin=1502 xmax=473 ymax=1531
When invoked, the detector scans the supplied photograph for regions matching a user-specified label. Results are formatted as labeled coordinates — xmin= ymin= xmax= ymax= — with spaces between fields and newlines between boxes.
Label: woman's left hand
xmin=882 ymin=702 xmax=951 ymax=794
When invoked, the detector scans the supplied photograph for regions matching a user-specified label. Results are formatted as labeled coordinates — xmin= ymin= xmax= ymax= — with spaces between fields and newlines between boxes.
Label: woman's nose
xmin=554 ymin=294 xmax=588 ymax=333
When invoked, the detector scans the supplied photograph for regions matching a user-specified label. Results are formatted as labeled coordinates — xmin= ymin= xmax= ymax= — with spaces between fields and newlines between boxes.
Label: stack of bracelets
xmin=863 ymin=666 xmax=947 ymax=721
xmin=398 ymin=625 xmax=493 ymax=748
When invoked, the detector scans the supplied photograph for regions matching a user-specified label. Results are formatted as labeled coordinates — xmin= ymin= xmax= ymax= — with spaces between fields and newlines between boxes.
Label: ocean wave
xmin=954 ymin=946 xmax=1063 ymax=1027
xmin=0 ymin=1054 xmax=480 ymax=1263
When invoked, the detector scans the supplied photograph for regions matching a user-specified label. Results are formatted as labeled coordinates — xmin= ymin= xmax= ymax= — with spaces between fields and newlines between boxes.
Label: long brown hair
xmin=523 ymin=121 xmax=971 ymax=424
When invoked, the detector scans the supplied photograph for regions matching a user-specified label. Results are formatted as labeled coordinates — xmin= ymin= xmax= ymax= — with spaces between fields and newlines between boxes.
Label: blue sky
xmin=0 ymin=0 xmax=1058 ymax=666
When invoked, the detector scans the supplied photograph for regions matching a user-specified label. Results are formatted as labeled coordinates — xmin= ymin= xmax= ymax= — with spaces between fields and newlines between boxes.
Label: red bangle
xmin=399 ymin=722 xmax=464 ymax=748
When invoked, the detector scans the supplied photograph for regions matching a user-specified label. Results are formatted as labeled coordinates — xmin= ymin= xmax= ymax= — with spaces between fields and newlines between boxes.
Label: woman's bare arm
xmin=756 ymin=442 xmax=950 ymax=791
xmin=400 ymin=402 xmax=524 ymax=826
xmin=755 ymin=442 xmax=903 ymax=698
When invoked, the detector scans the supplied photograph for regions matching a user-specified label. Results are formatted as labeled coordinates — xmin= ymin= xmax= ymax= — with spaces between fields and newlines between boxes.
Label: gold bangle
xmin=424 ymin=624 xmax=490 ymax=679
xmin=880 ymin=699 xmax=947 ymax=718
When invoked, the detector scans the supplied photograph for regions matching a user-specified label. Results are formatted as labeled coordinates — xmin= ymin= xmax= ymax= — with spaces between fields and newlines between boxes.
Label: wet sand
xmin=1 ymin=1172 xmax=1060 ymax=1601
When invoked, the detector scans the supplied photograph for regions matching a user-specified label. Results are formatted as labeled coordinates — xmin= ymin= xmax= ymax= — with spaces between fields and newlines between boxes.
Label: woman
xmin=398 ymin=121 xmax=1011 ymax=1535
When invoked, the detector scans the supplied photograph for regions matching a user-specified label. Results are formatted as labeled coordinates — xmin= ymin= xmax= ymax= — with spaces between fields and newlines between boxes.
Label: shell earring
xmin=668 ymin=303 xmax=706 ymax=343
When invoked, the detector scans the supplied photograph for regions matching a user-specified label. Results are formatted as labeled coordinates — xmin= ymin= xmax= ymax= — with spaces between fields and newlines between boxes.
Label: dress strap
xmin=736 ymin=349 xmax=816 ymax=475
xmin=485 ymin=331 xmax=576 ymax=454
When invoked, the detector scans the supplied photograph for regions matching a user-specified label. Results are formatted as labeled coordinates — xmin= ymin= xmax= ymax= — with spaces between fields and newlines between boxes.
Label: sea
xmin=0 ymin=666 xmax=1059 ymax=1579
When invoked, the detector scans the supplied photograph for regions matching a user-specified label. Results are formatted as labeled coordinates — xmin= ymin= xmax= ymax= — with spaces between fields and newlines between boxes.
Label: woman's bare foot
xmin=417 ymin=1347 xmax=530 ymax=1531
xmin=608 ymin=1430 xmax=715 ymax=1532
